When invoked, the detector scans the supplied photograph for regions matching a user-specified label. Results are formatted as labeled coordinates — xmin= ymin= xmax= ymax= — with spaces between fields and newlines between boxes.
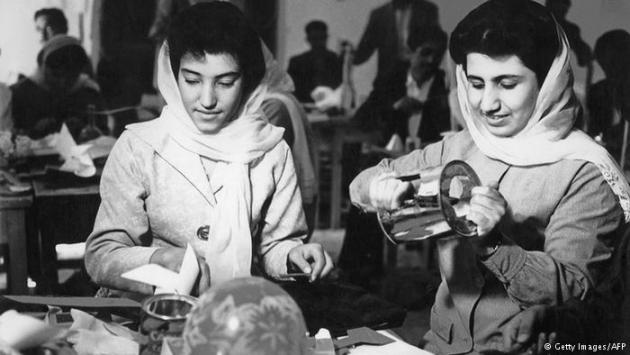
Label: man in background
xmin=288 ymin=20 xmax=342 ymax=103
xmin=34 ymin=8 xmax=68 ymax=44
xmin=351 ymin=0 xmax=441 ymax=141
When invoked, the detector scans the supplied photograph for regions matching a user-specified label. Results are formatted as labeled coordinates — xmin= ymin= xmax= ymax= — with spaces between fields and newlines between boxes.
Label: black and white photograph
xmin=0 ymin=0 xmax=629 ymax=354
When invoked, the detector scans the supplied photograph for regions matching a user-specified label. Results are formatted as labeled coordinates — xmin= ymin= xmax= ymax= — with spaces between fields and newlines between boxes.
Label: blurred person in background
xmin=588 ymin=29 xmax=630 ymax=161
xmin=392 ymin=25 xmax=450 ymax=147
xmin=11 ymin=36 xmax=105 ymax=140
xmin=287 ymin=20 xmax=342 ymax=103
xmin=263 ymin=47 xmax=319 ymax=239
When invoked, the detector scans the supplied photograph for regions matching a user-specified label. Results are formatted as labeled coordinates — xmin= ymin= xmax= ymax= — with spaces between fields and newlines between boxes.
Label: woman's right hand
xmin=368 ymin=173 xmax=414 ymax=210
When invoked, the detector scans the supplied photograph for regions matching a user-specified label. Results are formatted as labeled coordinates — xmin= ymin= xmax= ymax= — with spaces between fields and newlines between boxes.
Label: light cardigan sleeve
xmin=84 ymin=132 xmax=157 ymax=295
xmin=258 ymin=142 xmax=306 ymax=278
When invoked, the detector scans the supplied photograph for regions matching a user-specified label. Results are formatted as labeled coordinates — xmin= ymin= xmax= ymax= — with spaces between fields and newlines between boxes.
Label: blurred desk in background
xmin=0 ymin=193 xmax=33 ymax=294
xmin=30 ymin=176 xmax=100 ymax=294
xmin=0 ymin=166 xmax=101 ymax=295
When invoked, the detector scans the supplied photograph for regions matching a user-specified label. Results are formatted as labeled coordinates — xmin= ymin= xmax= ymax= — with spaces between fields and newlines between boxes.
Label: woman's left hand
xmin=467 ymin=181 xmax=506 ymax=242
xmin=287 ymin=243 xmax=334 ymax=282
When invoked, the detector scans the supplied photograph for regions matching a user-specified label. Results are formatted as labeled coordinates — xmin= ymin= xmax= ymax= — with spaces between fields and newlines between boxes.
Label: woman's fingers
xmin=369 ymin=173 xmax=414 ymax=210
xmin=287 ymin=244 xmax=334 ymax=282
xmin=468 ymin=184 xmax=506 ymax=236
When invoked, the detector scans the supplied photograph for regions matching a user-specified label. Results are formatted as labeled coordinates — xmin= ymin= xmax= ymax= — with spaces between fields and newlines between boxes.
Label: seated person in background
xmin=392 ymin=26 xmax=450 ymax=148
xmin=350 ymin=1 xmax=629 ymax=353
xmin=11 ymin=35 xmax=105 ymax=140
xmin=262 ymin=48 xmax=319 ymax=239
xmin=546 ymin=0 xmax=592 ymax=67
xmin=287 ymin=20 xmax=342 ymax=103
xmin=587 ymin=29 xmax=630 ymax=161
xmin=85 ymin=2 xmax=333 ymax=300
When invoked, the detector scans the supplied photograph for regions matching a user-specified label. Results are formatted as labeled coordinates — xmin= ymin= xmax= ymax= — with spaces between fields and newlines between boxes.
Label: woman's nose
xmin=479 ymin=88 xmax=500 ymax=114
xmin=199 ymin=83 xmax=217 ymax=109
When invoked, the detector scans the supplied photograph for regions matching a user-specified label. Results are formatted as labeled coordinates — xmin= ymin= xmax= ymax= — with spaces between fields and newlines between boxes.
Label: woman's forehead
xmin=465 ymin=53 xmax=534 ymax=78
xmin=179 ymin=52 xmax=241 ymax=75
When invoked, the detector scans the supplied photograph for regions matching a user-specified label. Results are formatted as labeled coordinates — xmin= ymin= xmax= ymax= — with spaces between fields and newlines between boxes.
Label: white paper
xmin=55 ymin=124 xmax=96 ymax=177
xmin=121 ymin=244 xmax=200 ymax=295
xmin=0 ymin=310 xmax=63 ymax=350
xmin=347 ymin=330 xmax=433 ymax=355
xmin=312 ymin=86 xmax=342 ymax=111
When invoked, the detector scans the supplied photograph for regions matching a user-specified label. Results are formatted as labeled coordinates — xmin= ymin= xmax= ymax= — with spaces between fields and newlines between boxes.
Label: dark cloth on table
xmin=287 ymin=49 xmax=342 ymax=103
xmin=10 ymin=77 xmax=105 ymax=140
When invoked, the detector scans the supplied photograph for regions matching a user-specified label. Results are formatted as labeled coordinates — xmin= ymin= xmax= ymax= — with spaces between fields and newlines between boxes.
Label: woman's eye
xmin=184 ymin=79 xmax=200 ymax=85
xmin=500 ymin=81 xmax=517 ymax=89
xmin=217 ymin=80 xmax=236 ymax=88
xmin=469 ymin=81 xmax=484 ymax=90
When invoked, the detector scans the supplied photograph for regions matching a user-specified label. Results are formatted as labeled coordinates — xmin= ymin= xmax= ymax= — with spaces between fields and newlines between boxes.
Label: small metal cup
xmin=139 ymin=294 xmax=197 ymax=354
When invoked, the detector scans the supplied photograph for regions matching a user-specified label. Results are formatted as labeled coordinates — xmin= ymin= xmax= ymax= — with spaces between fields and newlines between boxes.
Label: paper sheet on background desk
xmin=55 ymin=124 xmax=96 ymax=178
xmin=121 ymin=244 xmax=200 ymax=295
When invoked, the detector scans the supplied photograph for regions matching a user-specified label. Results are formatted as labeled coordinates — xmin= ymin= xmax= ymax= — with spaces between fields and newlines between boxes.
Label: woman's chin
xmin=483 ymin=124 xmax=518 ymax=138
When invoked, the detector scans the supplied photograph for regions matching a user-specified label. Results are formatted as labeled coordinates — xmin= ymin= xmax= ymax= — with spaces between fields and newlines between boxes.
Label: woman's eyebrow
xmin=493 ymin=74 xmax=522 ymax=82
xmin=215 ymin=71 xmax=241 ymax=80
xmin=180 ymin=68 xmax=201 ymax=76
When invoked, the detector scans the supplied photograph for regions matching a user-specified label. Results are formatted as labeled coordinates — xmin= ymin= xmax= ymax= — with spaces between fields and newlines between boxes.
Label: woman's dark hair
xmin=449 ymin=0 xmax=560 ymax=85
xmin=167 ymin=2 xmax=265 ymax=97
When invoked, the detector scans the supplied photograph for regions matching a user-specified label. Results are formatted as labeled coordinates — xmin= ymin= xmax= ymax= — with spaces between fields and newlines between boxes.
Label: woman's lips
xmin=196 ymin=109 xmax=221 ymax=117
xmin=484 ymin=114 xmax=509 ymax=126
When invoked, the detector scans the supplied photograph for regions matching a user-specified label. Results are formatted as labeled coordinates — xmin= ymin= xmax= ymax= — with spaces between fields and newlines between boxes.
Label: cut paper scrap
xmin=55 ymin=123 xmax=96 ymax=178
xmin=121 ymin=244 xmax=200 ymax=295
xmin=0 ymin=310 xmax=64 ymax=351
xmin=338 ymin=329 xmax=432 ymax=355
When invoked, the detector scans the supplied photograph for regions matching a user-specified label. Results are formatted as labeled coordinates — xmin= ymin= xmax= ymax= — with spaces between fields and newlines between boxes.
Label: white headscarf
xmin=136 ymin=42 xmax=284 ymax=285
xmin=456 ymin=25 xmax=630 ymax=221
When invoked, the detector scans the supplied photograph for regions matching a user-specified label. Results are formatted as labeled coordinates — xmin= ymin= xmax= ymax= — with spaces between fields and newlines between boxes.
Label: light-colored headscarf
xmin=136 ymin=42 xmax=284 ymax=285
xmin=456 ymin=25 xmax=630 ymax=221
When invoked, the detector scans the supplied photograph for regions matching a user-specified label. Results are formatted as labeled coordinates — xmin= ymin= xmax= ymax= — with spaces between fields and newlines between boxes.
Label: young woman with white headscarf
xmin=85 ymin=2 xmax=333 ymax=299
xmin=349 ymin=0 xmax=630 ymax=353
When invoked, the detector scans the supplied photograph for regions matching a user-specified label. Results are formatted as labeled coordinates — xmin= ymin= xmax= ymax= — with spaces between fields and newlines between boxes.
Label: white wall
xmin=277 ymin=0 xmax=630 ymax=100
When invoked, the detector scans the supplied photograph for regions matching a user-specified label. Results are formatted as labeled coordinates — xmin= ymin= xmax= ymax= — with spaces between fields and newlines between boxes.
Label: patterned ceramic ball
xmin=182 ymin=277 xmax=308 ymax=355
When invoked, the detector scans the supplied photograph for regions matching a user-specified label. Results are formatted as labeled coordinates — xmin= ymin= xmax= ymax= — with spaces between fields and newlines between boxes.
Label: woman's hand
xmin=287 ymin=243 xmax=334 ymax=282
xmin=368 ymin=173 xmax=415 ymax=210
xmin=503 ymin=305 xmax=557 ymax=354
xmin=468 ymin=181 xmax=506 ymax=237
